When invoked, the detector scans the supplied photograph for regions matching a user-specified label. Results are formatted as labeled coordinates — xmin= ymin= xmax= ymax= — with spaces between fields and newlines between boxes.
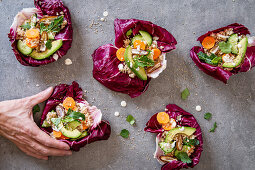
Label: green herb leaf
xmin=45 ymin=40 xmax=52 ymax=49
xmin=62 ymin=117 xmax=75 ymax=123
xmin=219 ymin=41 xmax=232 ymax=54
xmin=175 ymin=152 xmax=192 ymax=164
xmin=183 ymin=137 xmax=200 ymax=146
xmin=47 ymin=16 xmax=64 ymax=33
xmin=32 ymin=104 xmax=40 ymax=114
xmin=204 ymin=112 xmax=212 ymax=120
xmin=126 ymin=115 xmax=136 ymax=125
xmin=40 ymin=23 xmax=47 ymax=33
xmin=181 ymin=88 xmax=190 ymax=100
xmin=197 ymin=52 xmax=221 ymax=65
xmin=67 ymin=110 xmax=85 ymax=121
xmin=120 ymin=129 xmax=130 ymax=138
xmin=126 ymin=29 xmax=133 ymax=37
xmin=133 ymin=55 xmax=154 ymax=68
xmin=51 ymin=118 xmax=62 ymax=127
xmin=20 ymin=23 xmax=31 ymax=30
xmin=209 ymin=122 xmax=217 ymax=132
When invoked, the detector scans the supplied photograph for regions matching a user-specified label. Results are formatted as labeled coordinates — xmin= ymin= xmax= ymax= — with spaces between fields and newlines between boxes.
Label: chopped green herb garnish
xmin=51 ymin=118 xmax=62 ymax=127
xmin=181 ymin=88 xmax=190 ymax=100
xmin=32 ymin=104 xmax=40 ymax=114
xmin=175 ymin=152 xmax=192 ymax=164
xmin=66 ymin=109 xmax=85 ymax=121
xmin=219 ymin=41 xmax=232 ymax=54
xmin=133 ymin=55 xmax=154 ymax=68
xmin=40 ymin=16 xmax=64 ymax=33
xmin=126 ymin=115 xmax=136 ymax=125
xmin=209 ymin=122 xmax=217 ymax=132
xmin=120 ymin=129 xmax=130 ymax=138
xmin=197 ymin=52 xmax=221 ymax=65
xmin=183 ymin=138 xmax=200 ymax=146
xmin=20 ymin=23 xmax=31 ymax=30
xmin=45 ymin=40 xmax=52 ymax=49
xmin=204 ymin=112 xmax=212 ymax=120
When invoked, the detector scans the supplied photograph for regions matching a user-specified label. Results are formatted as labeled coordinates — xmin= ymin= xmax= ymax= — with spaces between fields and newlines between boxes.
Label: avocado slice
xmin=66 ymin=121 xmax=81 ymax=130
xmin=165 ymin=127 xmax=196 ymax=143
xmin=17 ymin=40 xmax=33 ymax=55
xmin=29 ymin=39 xmax=63 ymax=60
xmin=222 ymin=37 xmax=248 ymax=68
xmin=131 ymin=35 xmax=144 ymax=45
xmin=159 ymin=141 xmax=175 ymax=154
xmin=139 ymin=31 xmax=152 ymax=46
xmin=228 ymin=34 xmax=239 ymax=54
xmin=124 ymin=46 xmax=147 ymax=80
xmin=58 ymin=122 xmax=82 ymax=139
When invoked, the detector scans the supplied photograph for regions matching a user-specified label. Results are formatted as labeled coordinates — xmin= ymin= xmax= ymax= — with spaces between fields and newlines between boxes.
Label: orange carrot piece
xmin=202 ymin=36 xmax=216 ymax=49
xmin=157 ymin=112 xmax=170 ymax=124
xmin=25 ymin=29 xmax=40 ymax=39
xmin=25 ymin=38 xmax=39 ymax=48
xmin=152 ymin=48 xmax=161 ymax=60
xmin=162 ymin=118 xmax=176 ymax=131
xmin=116 ymin=48 xmax=126 ymax=61
xmin=53 ymin=130 xmax=62 ymax=138
xmin=133 ymin=40 xmax=146 ymax=50
xmin=63 ymin=97 xmax=76 ymax=110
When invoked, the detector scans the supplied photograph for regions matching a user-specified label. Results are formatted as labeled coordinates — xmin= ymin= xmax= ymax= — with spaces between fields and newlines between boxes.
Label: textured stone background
xmin=0 ymin=0 xmax=255 ymax=169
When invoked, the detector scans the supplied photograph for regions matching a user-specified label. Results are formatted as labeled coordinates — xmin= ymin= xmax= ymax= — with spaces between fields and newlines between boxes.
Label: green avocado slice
xmin=139 ymin=31 xmax=152 ymax=46
xmin=222 ymin=37 xmax=248 ymax=68
xmin=58 ymin=123 xmax=81 ymax=139
xmin=29 ymin=39 xmax=63 ymax=60
xmin=165 ymin=127 xmax=196 ymax=143
xmin=124 ymin=45 xmax=147 ymax=80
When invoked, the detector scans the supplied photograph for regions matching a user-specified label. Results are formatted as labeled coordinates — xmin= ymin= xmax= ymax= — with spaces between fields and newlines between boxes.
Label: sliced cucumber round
xmin=17 ymin=40 xmax=33 ymax=55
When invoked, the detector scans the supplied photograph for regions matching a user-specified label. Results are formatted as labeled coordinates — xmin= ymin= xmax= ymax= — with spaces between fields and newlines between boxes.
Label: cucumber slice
xmin=131 ymin=35 xmax=144 ymax=45
xmin=139 ymin=31 xmax=152 ymax=46
xmin=228 ymin=34 xmax=239 ymax=54
xmin=17 ymin=40 xmax=33 ymax=55
xmin=66 ymin=121 xmax=81 ymax=130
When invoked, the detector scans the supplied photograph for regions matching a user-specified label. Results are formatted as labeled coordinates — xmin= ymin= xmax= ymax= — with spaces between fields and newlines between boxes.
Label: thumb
xmin=29 ymin=87 xmax=53 ymax=106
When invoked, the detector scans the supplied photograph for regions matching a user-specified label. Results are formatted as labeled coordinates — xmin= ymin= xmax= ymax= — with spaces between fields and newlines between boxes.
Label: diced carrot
xmin=133 ymin=40 xmax=146 ymax=50
xmin=63 ymin=97 xmax=76 ymax=110
xmin=25 ymin=29 xmax=40 ymax=39
xmin=25 ymin=38 xmax=39 ymax=48
xmin=53 ymin=130 xmax=62 ymax=138
xmin=162 ymin=118 xmax=176 ymax=131
xmin=81 ymin=121 xmax=89 ymax=130
xmin=202 ymin=36 xmax=216 ymax=49
xmin=116 ymin=48 xmax=126 ymax=61
xmin=152 ymin=48 xmax=161 ymax=60
xmin=157 ymin=112 xmax=170 ymax=124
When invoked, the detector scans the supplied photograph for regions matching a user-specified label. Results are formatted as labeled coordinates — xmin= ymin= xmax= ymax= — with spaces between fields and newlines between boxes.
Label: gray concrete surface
xmin=0 ymin=0 xmax=255 ymax=169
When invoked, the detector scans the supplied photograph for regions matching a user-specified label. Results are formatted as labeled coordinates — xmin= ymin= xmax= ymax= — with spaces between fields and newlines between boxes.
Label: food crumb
xmin=36 ymin=84 xmax=39 ymax=87
xmin=195 ymin=105 xmax=202 ymax=112
xmin=65 ymin=58 xmax=72 ymax=65
xmin=121 ymin=101 xmax=127 ymax=107
xmin=53 ymin=54 xmax=59 ymax=61
xmin=114 ymin=111 xmax=120 ymax=117
xmin=100 ymin=17 xmax=105 ymax=22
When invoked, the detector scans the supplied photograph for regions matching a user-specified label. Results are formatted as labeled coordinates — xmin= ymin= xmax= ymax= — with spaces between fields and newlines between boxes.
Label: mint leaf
xmin=197 ymin=52 xmax=221 ymax=65
xmin=209 ymin=122 xmax=217 ymax=132
xmin=181 ymin=88 xmax=190 ymax=100
xmin=133 ymin=55 xmax=154 ymax=68
xmin=175 ymin=152 xmax=192 ymax=164
xmin=126 ymin=115 xmax=136 ymax=125
xmin=62 ymin=117 xmax=75 ymax=123
xmin=51 ymin=118 xmax=62 ymax=127
xmin=32 ymin=104 xmax=40 ymax=114
xmin=67 ymin=111 xmax=85 ymax=121
xmin=204 ymin=112 xmax=212 ymax=120
xmin=120 ymin=129 xmax=129 ymax=138
xmin=20 ymin=23 xmax=31 ymax=30
xmin=183 ymin=138 xmax=200 ymax=146
xmin=45 ymin=40 xmax=52 ymax=49
xmin=219 ymin=41 xmax=232 ymax=54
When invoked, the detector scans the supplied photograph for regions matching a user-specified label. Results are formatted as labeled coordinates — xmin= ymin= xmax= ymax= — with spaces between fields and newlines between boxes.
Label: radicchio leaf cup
xmin=144 ymin=104 xmax=203 ymax=170
xmin=92 ymin=18 xmax=177 ymax=98
xmin=8 ymin=0 xmax=73 ymax=67
xmin=190 ymin=23 xmax=255 ymax=83
xmin=40 ymin=81 xmax=111 ymax=151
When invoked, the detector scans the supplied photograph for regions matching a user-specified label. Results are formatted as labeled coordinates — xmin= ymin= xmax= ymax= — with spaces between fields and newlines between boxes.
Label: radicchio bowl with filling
xmin=40 ymin=81 xmax=111 ymax=151
xmin=190 ymin=23 xmax=255 ymax=83
xmin=144 ymin=104 xmax=203 ymax=170
xmin=92 ymin=18 xmax=177 ymax=98
xmin=8 ymin=0 xmax=73 ymax=66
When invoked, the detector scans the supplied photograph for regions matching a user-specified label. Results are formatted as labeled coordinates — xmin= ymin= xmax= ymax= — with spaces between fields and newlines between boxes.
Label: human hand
xmin=0 ymin=87 xmax=72 ymax=160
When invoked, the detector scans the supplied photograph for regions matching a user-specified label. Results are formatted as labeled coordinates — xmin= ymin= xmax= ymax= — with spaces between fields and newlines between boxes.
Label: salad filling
xmin=156 ymin=112 xmax=199 ymax=164
xmin=116 ymin=30 xmax=166 ymax=80
xmin=42 ymin=97 xmax=92 ymax=140
xmin=16 ymin=13 xmax=67 ymax=60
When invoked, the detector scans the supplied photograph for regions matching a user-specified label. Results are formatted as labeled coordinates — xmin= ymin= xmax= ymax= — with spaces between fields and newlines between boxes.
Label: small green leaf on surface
xmin=32 ymin=104 xmax=40 ymax=114
xmin=181 ymin=88 xmax=190 ymax=100
xmin=209 ymin=122 xmax=217 ymax=132
xmin=204 ymin=112 xmax=212 ymax=120
xmin=126 ymin=114 xmax=136 ymax=125
xmin=120 ymin=129 xmax=130 ymax=138
xmin=175 ymin=152 xmax=192 ymax=164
